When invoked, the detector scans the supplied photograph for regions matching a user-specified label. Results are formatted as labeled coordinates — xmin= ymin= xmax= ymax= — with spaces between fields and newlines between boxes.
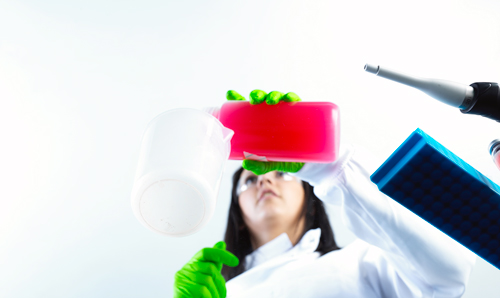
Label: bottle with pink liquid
xmin=210 ymin=101 xmax=340 ymax=163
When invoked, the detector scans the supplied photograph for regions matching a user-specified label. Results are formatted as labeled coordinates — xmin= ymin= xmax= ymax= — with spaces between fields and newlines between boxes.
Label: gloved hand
xmin=226 ymin=89 xmax=305 ymax=175
xmin=174 ymin=241 xmax=239 ymax=298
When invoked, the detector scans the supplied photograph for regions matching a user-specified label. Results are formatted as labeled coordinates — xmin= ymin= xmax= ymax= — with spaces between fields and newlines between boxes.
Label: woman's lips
xmin=259 ymin=189 xmax=278 ymax=201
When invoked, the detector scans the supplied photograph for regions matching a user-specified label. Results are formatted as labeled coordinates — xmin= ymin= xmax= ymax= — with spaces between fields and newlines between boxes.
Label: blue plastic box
xmin=371 ymin=128 xmax=500 ymax=269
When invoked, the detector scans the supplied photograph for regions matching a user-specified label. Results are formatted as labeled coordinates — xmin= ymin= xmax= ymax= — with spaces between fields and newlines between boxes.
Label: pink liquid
xmin=218 ymin=101 xmax=340 ymax=163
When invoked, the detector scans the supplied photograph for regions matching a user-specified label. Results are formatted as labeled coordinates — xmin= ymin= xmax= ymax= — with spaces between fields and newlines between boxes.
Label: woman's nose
xmin=257 ymin=172 xmax=275 ymax=186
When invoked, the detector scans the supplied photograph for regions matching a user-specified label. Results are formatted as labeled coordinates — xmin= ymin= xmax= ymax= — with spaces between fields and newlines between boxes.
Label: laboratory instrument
xmin=371 ymin=128 xmax=500 ymax=270
xmin=364 ymin=64 xmax=500 ymax=122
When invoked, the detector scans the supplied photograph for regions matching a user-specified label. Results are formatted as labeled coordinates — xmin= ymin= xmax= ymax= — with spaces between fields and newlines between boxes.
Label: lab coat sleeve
xmin=293 ymin=144 xmax=476 ymax=298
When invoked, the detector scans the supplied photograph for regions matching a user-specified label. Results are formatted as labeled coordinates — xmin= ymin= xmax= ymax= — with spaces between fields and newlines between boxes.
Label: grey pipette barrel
xmin=364 ymin=64 xmax=475 ymax=109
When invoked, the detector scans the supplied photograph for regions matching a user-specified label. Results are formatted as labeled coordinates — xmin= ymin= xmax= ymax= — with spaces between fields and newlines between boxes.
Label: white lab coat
xmin=225 ymin=145 xmax=476 ymax=298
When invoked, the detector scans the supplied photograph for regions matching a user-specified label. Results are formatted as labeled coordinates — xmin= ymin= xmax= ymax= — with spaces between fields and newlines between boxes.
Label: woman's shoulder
xmin=320 ymin=238 xmax=374 ymax=261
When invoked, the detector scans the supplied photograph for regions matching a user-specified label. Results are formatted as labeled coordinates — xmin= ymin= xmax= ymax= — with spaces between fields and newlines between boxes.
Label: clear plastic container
xmin=131 ymin=109 xmax=234 ymax=237
xmin=217 ymin=101 xmax=340 ymax=163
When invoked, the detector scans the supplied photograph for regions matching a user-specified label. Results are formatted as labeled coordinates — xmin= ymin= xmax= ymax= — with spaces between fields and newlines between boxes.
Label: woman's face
xmin=237 ymin=170 xmax=306 ymax=233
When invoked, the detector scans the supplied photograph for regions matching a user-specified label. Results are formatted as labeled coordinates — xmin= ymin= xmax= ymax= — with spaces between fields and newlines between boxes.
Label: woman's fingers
xmin=226 ymin=90 xmax=246 ymax=101
xmin=174 ymin=272 xmax=213 ymax=298
xmin=212 ymin=242 xmax=225 ymax=271
xmin=213 ymin=269 xmax=227 ymax=298
xmin=193 ymin=284 xmax=213 ymax=298
xmin=185 ymin=261 xmax=227 ymax=298
xmin=231 ymin=89 xmax=300 ymax=105
xmin=181 ymin=271 xmax=220 ymax=298
xmin=243 ymin=160 xmax=305 ymax=175
xmin=265 ymin=91 xmax=284 ymax=105
xmin=249 ymin=89 xmax=267 ymax=104
xmin=283 ymin=92 xmax=301 ymax=102
xmin=242 ymin=160 xmax=274 ymax=175
xmin=194 ymin=247 xmax=239 ymax=267
xmin=213 ymin=241 xmax=226 ymax=250
xmin=186 ymin=261 xmax=219 ymax=277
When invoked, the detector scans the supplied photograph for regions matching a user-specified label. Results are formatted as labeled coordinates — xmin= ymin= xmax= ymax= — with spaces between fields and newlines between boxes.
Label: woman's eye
xmin=279 ymin=172 xmax=295 ymax=181
xmin=276 ymin=171 xmax=285 ymax=177
xmin=245 ymin=176 xmax=257 ymax=185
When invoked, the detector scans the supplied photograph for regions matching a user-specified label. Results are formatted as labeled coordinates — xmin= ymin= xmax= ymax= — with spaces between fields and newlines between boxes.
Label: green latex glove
xmin=226 ymin=89 xmax=305 ymax=175
xmin=174 ymin=241 xmax=239 ymax=298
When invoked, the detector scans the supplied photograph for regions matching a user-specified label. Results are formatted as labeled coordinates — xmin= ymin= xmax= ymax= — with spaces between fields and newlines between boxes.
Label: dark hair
xmin=221 ymin=167 xmax=341 ymax=281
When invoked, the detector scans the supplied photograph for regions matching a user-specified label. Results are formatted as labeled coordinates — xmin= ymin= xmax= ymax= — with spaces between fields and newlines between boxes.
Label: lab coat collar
xmin=244 ymin=228 xmax=321 ymax=271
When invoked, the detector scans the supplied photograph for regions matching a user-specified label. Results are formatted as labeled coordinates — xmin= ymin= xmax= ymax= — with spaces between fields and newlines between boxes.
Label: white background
xmin=1 ymin=0 xmax=500 ymax=297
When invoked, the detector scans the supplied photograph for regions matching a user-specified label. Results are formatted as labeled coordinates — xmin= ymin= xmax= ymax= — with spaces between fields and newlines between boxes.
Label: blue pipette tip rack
xmin=371 ymin=128 xmax=500 ymax=269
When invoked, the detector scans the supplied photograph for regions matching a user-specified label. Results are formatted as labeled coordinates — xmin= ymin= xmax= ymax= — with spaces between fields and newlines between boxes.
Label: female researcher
xmin=173 ymin=91 xmax=476 ymax=298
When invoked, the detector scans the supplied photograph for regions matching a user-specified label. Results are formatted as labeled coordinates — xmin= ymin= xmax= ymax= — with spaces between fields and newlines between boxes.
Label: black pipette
xmin=364 ymin=64 xmax=500 ymax=122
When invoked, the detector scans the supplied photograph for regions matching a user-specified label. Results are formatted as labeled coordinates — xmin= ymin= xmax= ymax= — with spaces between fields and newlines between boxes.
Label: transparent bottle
xmin=131 ymin=109 xmax=234 ymax=237
xmin=211 ymin=101 xmax=341 ymax=163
